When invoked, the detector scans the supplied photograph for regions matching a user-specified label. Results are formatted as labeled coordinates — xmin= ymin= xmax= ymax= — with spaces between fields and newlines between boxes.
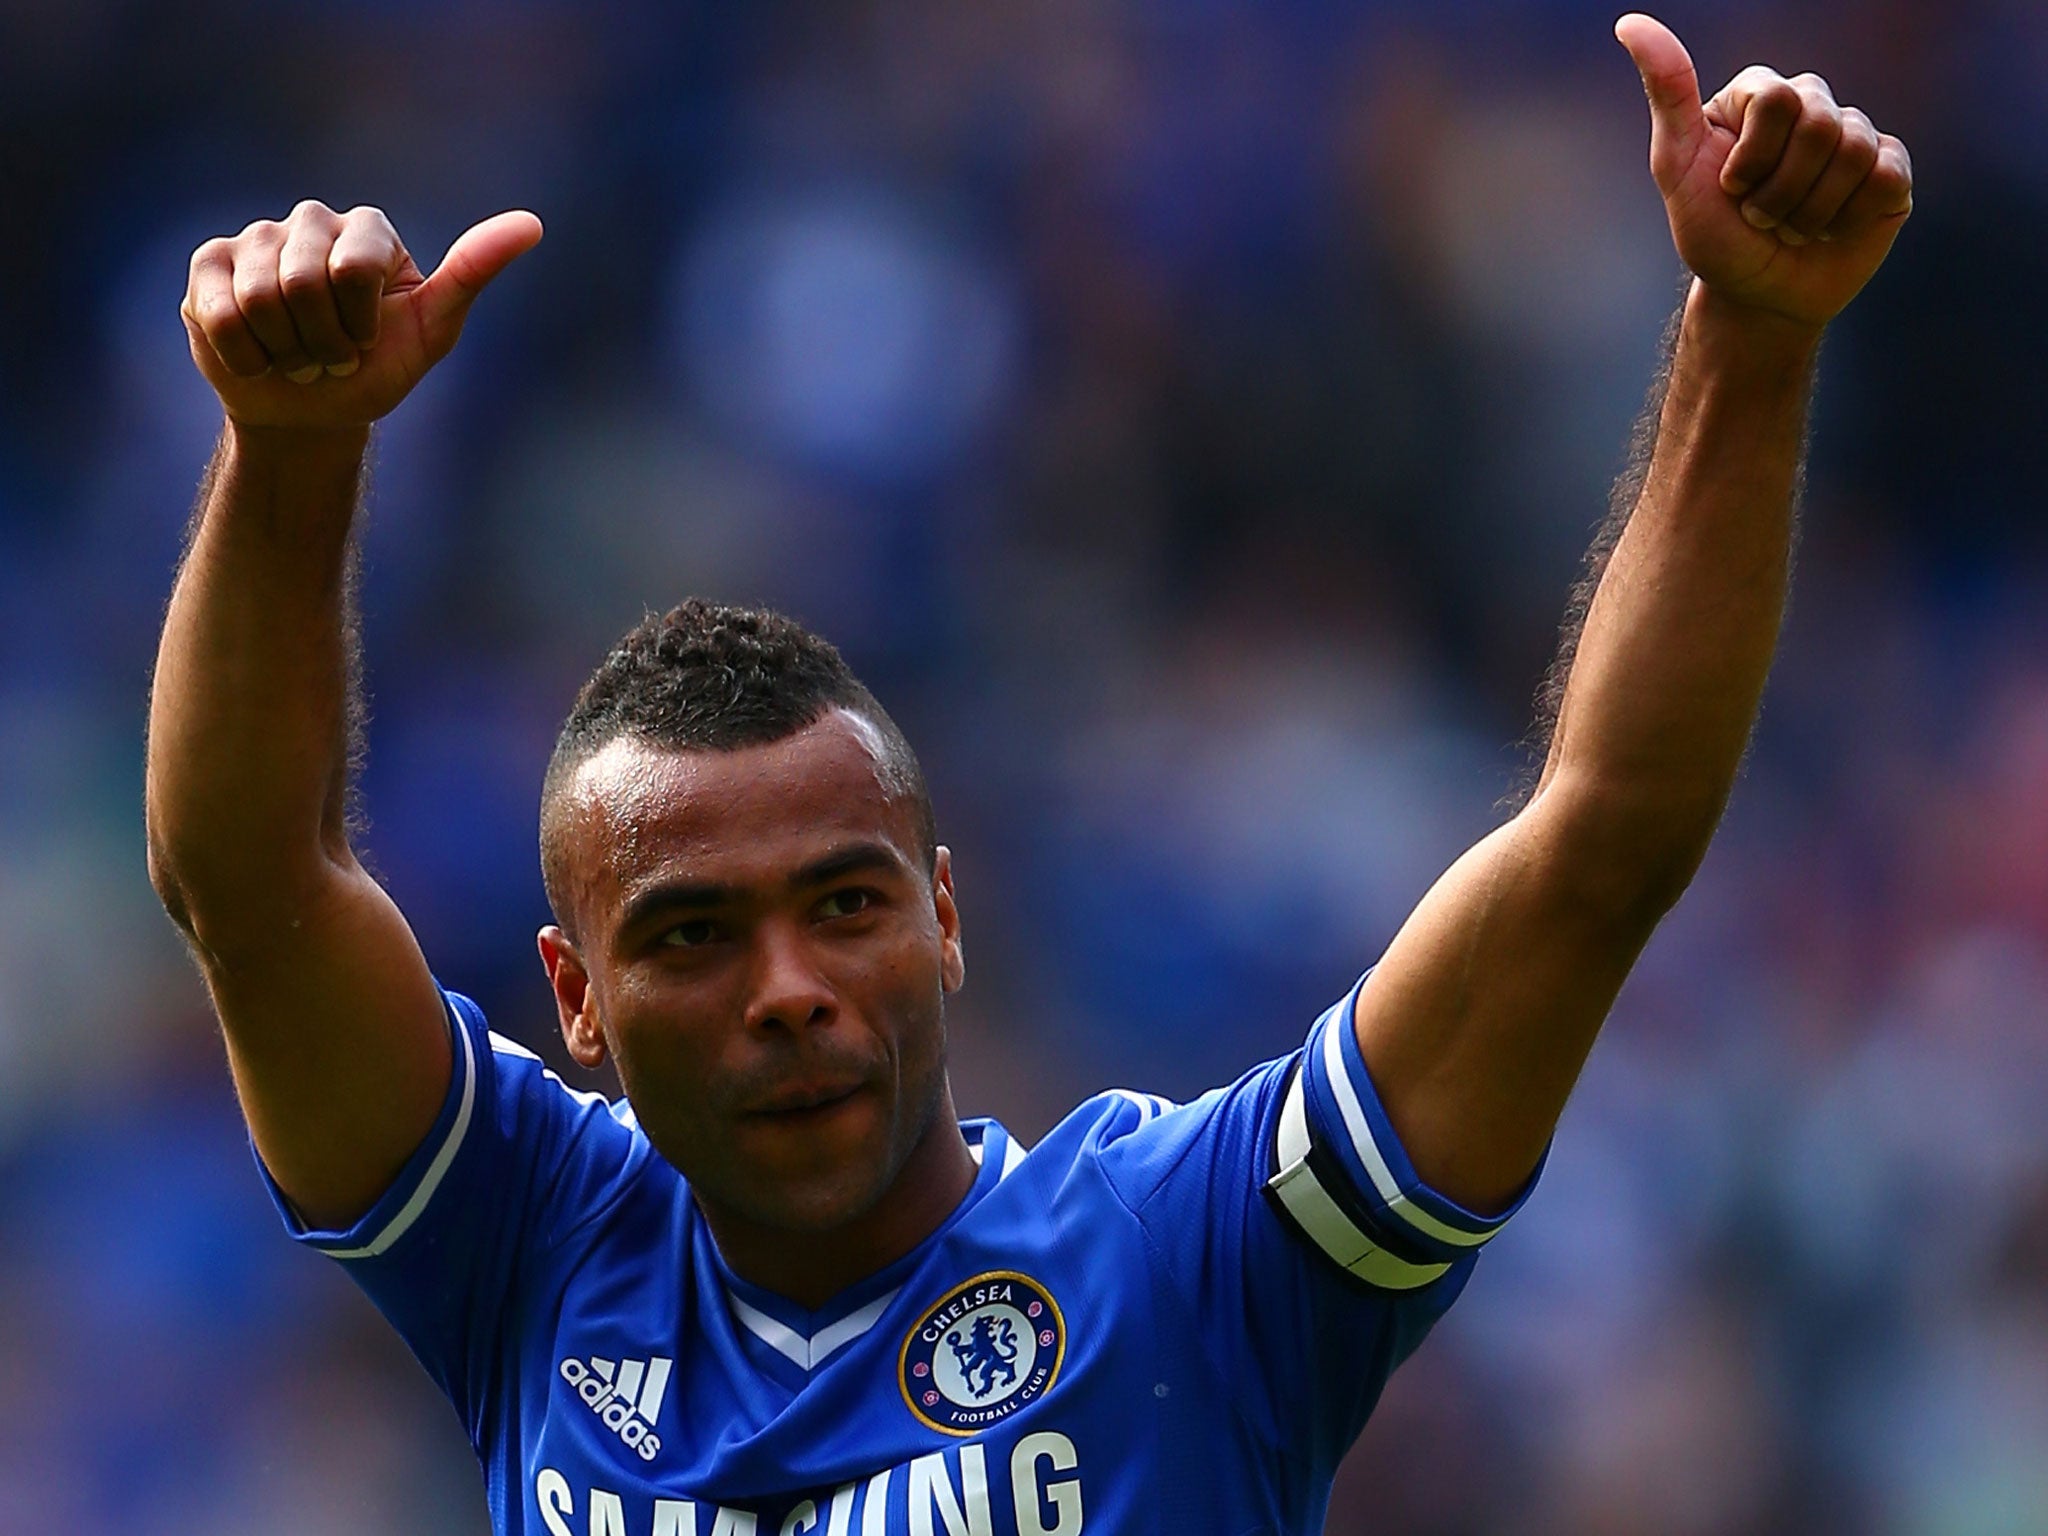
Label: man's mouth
xmin=746 ymin=1081 xmax=865 ymax=1118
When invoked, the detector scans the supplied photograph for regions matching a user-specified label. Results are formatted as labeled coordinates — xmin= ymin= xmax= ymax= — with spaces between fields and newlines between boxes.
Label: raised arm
xmin=1352 ymin=16 xmax=1913 ymax=1211
xmin=146 ymin=201 xmax=541 ymax=1228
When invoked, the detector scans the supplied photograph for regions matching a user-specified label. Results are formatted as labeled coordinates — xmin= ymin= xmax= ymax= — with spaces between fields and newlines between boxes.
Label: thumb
xmin=1615 ymin=13 xmax=1704 ymax=195
xmin=415 ymin=210 xmax=544 ymax=354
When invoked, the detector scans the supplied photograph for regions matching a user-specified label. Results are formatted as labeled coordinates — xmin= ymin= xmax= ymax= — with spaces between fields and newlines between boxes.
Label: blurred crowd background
xmin=3 ymin=0 xmax=2046 ymax=1531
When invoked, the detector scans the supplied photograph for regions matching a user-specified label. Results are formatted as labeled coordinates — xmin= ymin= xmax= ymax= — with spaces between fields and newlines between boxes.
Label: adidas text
xmin=560 ymin=1355 xmax=670 ymax=1463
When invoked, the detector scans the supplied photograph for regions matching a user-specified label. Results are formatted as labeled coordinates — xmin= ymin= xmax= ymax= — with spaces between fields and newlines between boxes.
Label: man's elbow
xmin=1524 ymin=768 xmax=1727 ymax=925
xmin=144 ymin=816 xmax=348 ymax=969
xmin=145 ymin=833 xmax=200 ymax=942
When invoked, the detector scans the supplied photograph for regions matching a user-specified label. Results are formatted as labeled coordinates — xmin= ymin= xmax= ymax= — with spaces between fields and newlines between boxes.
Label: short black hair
xmin=539 ymin=600 xmax=936 ymax=930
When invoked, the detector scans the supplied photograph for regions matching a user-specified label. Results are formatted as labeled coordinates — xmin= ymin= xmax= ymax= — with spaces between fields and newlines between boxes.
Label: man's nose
xmin=741 ymin=919 xmax=836 ymax=1033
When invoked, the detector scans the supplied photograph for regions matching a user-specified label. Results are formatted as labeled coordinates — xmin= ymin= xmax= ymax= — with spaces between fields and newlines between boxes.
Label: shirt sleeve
xmin=1097 ymin=974 xmax=1541 ymax=1489
xmin=252 ymin=987 xmax=652 ymax=1442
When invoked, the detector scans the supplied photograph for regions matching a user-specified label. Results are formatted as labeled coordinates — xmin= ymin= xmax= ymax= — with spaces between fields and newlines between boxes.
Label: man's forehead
xmin=562 ymin=711 xmax=915 ymax=884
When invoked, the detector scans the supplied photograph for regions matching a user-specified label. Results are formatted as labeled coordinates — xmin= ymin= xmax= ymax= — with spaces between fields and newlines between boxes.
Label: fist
xmin=181 ymin=201 xmax=543 ymax=431
xmin=1617 ymin=14 xmax=1913 ymax=329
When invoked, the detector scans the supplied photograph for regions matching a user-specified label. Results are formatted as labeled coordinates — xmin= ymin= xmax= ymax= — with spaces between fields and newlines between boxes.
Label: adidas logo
xmin=559 ymin=1354 xmax=670 ymax=1462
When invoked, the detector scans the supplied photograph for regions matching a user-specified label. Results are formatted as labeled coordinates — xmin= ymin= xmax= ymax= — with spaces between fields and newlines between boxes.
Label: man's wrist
xmin=223 ymin=416 xmax=372 ymax=472
xmin=1680 ymin=279 xmax=1826 ymax=380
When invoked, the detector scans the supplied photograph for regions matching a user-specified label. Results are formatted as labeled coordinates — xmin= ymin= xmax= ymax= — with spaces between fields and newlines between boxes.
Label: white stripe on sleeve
xmin=1318 ymin=1020 xmax=1505 ymax=1249
xmin=1265 ymin=1066 xmax=1451 ymax=1291
xmin=325 ymin=1012 xmax=478 ymax=1261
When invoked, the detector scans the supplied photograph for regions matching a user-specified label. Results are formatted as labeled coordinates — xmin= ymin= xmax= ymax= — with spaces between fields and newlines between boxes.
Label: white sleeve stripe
xmin=1318 ymin=1018 xmax=1503 ymax=1248
xmin=321 ymin=1013 xmax=478 ymax=1261
xmin=1268 ymin=1070 xmax=1450 ymax=1290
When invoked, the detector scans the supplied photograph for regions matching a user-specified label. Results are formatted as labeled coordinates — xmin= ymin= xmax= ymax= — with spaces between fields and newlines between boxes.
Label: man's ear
xmin=933 ymin=846 xmax=965 ymax=994
xmin=538 ymin=926 xmax=609 ymax=1069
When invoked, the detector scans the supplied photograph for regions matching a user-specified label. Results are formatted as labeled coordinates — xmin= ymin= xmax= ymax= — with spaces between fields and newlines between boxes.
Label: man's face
xmin=538 ymin=710 xmax=963 ymax=1235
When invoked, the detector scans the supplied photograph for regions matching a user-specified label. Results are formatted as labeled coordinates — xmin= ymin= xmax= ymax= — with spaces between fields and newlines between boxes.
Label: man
xmin=146 ymin=15 xmax=1911 ymax=1535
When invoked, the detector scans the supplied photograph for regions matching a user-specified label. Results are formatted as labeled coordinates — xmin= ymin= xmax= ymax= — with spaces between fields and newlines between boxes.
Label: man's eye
xmin=660 ymin=920 xmax=720 ymax=948
xmin=819 ymin=889 xmax=872 ymax=920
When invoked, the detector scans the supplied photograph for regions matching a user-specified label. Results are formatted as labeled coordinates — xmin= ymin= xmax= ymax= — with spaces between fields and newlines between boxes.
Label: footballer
xmin=145 ymin=16 xmax=1911 ymax=1536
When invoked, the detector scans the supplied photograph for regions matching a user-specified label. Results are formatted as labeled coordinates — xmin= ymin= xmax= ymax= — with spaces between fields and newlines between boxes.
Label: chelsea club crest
xmin=899 ymin=1271 xmax=1065 ymax=1436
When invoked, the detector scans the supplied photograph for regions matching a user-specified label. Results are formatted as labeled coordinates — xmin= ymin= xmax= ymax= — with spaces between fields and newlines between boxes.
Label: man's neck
xmin=702 ymin=1093 xmax=980 ymax=1311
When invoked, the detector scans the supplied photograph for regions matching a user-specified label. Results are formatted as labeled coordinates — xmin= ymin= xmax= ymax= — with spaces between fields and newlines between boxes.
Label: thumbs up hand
xmin=182 ymin=202 xmax=543 ymax=431
xmin=1616 ymin=14 xmax=1912 ymax=330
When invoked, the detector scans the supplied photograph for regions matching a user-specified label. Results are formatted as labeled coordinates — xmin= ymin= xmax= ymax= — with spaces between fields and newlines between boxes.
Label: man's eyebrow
xmin=618 ymin=879 xmax=737 ymax=932
xmin=617 ymin=844 xmax=906 ymax=932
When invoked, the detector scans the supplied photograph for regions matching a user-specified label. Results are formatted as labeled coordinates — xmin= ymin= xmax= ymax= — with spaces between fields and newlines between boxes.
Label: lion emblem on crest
xmin=946 ymin=1314 xmax=1020 ymax=1399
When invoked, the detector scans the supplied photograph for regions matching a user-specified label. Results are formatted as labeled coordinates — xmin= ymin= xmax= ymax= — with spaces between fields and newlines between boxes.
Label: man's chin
xmin=721 ymin=1099 xmax=901 ymax=1230
xmin=722 ymin=1157 xmax=897 ymax=1235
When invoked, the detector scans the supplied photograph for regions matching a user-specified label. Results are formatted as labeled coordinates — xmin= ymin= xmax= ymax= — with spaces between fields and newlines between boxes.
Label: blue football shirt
xmin=261 ymin=975 xmax=1534 ymax=1535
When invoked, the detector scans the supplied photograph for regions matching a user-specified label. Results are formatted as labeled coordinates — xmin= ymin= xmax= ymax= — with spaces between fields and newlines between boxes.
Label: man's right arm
xmin=146 ymin=200 xmax=541 ymax=1230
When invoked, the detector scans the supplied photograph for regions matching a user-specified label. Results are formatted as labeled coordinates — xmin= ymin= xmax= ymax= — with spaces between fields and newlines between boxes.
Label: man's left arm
xmin=1352 ymin=14 xmax=1914 ymax=1213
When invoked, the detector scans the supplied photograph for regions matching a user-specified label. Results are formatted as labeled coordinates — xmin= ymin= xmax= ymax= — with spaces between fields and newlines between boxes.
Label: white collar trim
xmin=727 ymin=1285 xmax=902 ymax=1373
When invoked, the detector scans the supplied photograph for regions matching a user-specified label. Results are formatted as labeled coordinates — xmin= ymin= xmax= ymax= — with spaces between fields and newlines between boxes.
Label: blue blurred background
xmin=4 ymin=0 xmax=2046 ymax=1531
